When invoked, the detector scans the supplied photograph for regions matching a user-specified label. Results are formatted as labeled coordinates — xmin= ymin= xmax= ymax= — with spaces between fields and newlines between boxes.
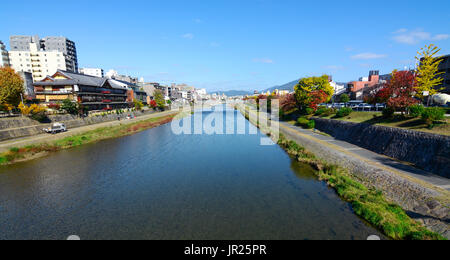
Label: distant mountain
xmin=211 ymin=90 xmax=253 ymax=96
xmin=262 ymin=79 xmax=299 ymax=93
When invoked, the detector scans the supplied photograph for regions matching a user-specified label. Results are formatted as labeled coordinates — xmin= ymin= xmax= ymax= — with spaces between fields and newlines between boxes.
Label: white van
xmin=43 ymin=123 xmax=67 ymax=134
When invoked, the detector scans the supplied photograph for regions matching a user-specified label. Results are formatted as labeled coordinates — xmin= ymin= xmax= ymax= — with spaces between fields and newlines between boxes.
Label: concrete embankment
xmin=313 ymin=118 xmax=450 ymax=178
xmin=237 ymin=105 xmax=450 ymax=239
xmin=0 ymin=110 xmax=177 ymax=154
xmin=0 ymin=110 xmax=156 ymax=142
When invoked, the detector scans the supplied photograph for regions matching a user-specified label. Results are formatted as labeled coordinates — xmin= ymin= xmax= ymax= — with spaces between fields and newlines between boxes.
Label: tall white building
xmin=8 ymin=41 xmax=68 ymax=81
xmin=0 ymin=41 xmax=10 ymax=67
xmin=79 ymin=68 xmax=104 ymax=78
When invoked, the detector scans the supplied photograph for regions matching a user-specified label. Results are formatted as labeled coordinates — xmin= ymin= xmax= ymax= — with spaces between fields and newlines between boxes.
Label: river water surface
xmin=0 ymin=107 xmax=383 ymax=240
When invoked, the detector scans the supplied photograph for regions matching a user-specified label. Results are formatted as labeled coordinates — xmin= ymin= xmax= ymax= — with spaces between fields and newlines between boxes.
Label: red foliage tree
xmin=150 ymin=100 xmax=157 ymax=109
xmin=280 ymin=93 xmax=297 ymax=112
xmin=385 ymin=70 xmax=419 ymax=113
xmin=308 ymin=90 xmax=328 ymax=110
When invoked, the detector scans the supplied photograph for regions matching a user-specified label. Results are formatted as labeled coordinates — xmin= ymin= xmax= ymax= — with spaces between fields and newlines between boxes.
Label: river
xmin=0 ymin=106 xmax=383 ymax=240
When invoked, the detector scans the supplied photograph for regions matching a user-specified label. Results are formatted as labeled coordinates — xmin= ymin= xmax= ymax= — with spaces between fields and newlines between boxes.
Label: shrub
xmin=408 ymin=104 xmax=425 ymax=118
xmin=305 ymin=108 xmax=314 ymax=115
xmin=422 ymin=107 xmax=445 ymax=127
xmin=297 ymin=117 xmax=315 ymax=129
xmin=382 ymin=107 xmax=395 ymax=118
xmin=314 ymin=106 xmax=327 ymax=116
xmin=320 ymin=108 xmax=335 ymax=117
xmin=335 ymin=107 xmax=352 ymax=118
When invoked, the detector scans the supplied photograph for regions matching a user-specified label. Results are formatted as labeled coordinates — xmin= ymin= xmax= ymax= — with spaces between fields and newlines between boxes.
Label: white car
xmin=43 ymin=123 xmax=67 ymax=134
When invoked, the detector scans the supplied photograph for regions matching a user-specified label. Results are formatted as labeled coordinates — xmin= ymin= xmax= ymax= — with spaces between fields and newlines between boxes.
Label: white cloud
xmin=182 ymin=33 xmax=194 ymax=40
xmin=392 ymin=29 xmax=449 ymax=44
xmin=433 ymin=34 xmax=450 ymax=41
xmin=253 ymin=58 xmax=274 ymax=64
xmin=194 ymin=18 xmax=202 ymax=23
xmin=351 ymin=53 xmax=387 ymax=60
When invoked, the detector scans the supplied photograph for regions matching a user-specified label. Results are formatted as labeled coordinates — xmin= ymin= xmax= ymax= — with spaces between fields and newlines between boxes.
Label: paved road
xmin=280 ymin=122 xmax=450 ymax=191
xmin=0 ymin=110 xmax=178 ymax=153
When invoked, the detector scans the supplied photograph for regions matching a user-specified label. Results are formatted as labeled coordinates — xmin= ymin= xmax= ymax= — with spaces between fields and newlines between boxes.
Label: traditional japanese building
xmin=33 ymin=70 xmax=129 ymax=111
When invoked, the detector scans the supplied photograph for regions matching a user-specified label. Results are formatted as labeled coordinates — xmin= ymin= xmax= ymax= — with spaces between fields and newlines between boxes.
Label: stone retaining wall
xmin=313 ymin=118 xmax=450 ymax=178
xmin=0 ymin=110 xmax=155 ymax=141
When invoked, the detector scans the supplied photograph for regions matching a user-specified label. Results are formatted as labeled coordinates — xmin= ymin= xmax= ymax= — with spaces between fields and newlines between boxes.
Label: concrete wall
xmin=0 ymin=110 xmax=154 ymax=141
xmin=314 ymin=118 xmax=450 ymax=178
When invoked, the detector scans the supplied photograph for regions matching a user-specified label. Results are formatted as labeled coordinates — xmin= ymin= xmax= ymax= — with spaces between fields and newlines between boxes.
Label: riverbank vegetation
xmin=276 ymin=134 xmax=445 ymax=240
xmin=0 ymin=114 xmax=176 ymax=166
xmin=238 ymin=104 xmax=445 ymax=240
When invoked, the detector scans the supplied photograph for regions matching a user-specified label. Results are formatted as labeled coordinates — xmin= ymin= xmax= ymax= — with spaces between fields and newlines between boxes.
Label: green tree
xmin=133 ymin=99 xmax=144 ymax=111
xmin=415 ymin=44 xmax=444 ymax=101
xmin=0 ymin=67 xmax=24 ymax=108
xmin=340 ymin=94 xmax=350 ymax=103
xmin=153 ymin=89 xmax=166 ymax=109
xmin=294 ymin=75 xmax=334 ymax=111
xmin=61 ymin=99 xmax=79 ymax=115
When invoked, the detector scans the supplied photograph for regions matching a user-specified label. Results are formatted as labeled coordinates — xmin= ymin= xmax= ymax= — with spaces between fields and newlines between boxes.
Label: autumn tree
xmin=294 ymin=75 xmax=334 ymax=111
xmin=153 ymin=89 xmax=166 ymax=109
xmin=0 ymin=67 xmax=24 ymax=109
xmin=385 ymin=70 xmax=419 ymax=114
xmin=415 ymin=44 xmax=444 ymax=101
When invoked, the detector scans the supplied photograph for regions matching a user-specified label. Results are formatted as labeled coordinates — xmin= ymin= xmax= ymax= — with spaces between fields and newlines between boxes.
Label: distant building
xmin=33 ymin=70 xmax=129 ymax=111
xmin=109 ymin=79 xmax=147 ymax=104
xmin=10 ymin=35 xmax=78 ymax=72
xmin=8 ymin=36 xmax=78 ymax=81
xmin=0 ymin=41 xmax=10 ymax=67
xmin=347 ymin=71 xmax=381 ymax=100
xmin=79 ymin=68 xmax=104 ymax=78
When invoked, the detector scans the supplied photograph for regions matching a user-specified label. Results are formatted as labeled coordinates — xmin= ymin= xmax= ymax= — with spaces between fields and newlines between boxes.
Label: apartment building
xmin=8 ymin=41 xmax=68 ymax=81
xmin=0 ymin=41 xmax=10 ymax=67
xmin=10 ymin=35 xmax=78 ymax=72
xmin=79 ymin=68 xmax=104 ymax=78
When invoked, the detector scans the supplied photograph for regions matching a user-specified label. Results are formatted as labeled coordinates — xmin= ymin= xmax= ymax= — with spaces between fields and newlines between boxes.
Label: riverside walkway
xmin=280 ymin=121 xmax=450 ymax=191
xmin=0 ymin=110 xmax=178 ymax=153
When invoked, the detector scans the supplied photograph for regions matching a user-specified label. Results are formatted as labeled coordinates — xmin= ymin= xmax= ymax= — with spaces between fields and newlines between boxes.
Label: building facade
xmin=10 ymin=35 xmax=78 ymax=72
xmin=33 ymin=70 xmax=129 ymax=111
xmin=109 ymin=79 xmax=148 ymax=104
xmin=347 ymin=71 xmax=381 ymax=100
xmin=0 ymin=41 xmax=10 ymax=67
xmin=9 ymin=42 xmax=67 ymax=81
xmin=437 ymin=54 xmax=450 ymax=94
xmin=9 ymin=35 xmax=78 ymax=80
xmin=40 ymin=36 xmax=78 ymax=72
xmin=17 ymin=71 xmax=35 ymax=98
xmin=79 ymin=68 xmax=104 ymax=78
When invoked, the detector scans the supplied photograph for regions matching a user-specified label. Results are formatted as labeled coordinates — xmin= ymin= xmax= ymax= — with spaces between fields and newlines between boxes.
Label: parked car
xmin=375 ymin=103 xmax=386 ymax=111
xmin=333 ymin=103 xmax=346 ymax=109
xmin=43 ymin=123 xmax=67 ymax=134
xmin=360 ymin=103 xmax=373 ymax=111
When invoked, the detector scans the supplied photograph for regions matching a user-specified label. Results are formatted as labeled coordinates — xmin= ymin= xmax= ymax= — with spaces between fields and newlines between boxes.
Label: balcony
xmin=35 ymin=90 xmax=74 ymax=95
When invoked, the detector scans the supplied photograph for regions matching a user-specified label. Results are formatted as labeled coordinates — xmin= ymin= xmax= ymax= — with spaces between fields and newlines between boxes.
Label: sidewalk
xmin=0 ymin=110 xmax=177 ymax=153
xmin=280 ymin=122 xmax=450 ymax=191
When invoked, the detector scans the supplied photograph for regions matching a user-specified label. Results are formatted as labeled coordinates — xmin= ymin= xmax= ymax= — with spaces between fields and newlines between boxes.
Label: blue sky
xmin=1 ymin=0 xmax=450 ymax=91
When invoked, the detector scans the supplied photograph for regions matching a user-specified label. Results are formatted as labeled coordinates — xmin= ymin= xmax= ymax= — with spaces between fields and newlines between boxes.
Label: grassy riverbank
xmin=237 ymin=105 xmax=445 ymax=240
xmin=0 ymin=114 xmax=176 ymax=166
xmin=277 ymin=134 xmax=444 ymax=240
